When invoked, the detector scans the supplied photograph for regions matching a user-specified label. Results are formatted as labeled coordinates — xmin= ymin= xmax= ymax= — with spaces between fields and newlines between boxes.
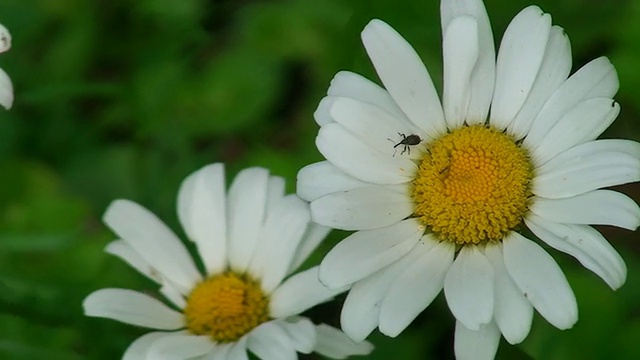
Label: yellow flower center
xmin=184 ymin=272 xmax=269 ymax=343
xmin=412 ymin=125 xmax=532 ymax=244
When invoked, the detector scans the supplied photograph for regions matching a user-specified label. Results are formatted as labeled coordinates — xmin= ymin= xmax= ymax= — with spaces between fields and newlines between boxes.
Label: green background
xmin=1 ymin=0 xmax=639 ymax=359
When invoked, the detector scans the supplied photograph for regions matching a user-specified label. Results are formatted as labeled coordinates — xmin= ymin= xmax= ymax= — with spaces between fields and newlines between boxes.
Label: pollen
xmin=412 ymin=125 xmax=532 ymax=244
xmin=183 ymin=272 xmax=269 ymax=343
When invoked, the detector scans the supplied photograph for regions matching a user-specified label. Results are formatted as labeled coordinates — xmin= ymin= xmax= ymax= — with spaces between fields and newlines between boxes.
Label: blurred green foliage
xmin=0 ymin=0 xmax=639 ymax=359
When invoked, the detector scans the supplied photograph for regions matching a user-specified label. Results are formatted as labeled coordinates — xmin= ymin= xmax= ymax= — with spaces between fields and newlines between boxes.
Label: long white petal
xmin=270 ymin=266 xmax=345 ymax=318
xmin=361 ymin=19 xmax=446 ymax=138
xmin=83 ymin=289 xmax=183 ymax=330
xmin=146 ymin=333 xmax=215 ymax=360
xmin=296 ymin=161 xmax=368 ymax=202
xmin=440 ymin=0 xmax=495 ymax=125
xmin=310 ymin=185 xmax=414 ymax=231
xmin=105 ymin=240 xmax=162 ymax=283
xmin=227 ymin=167 xmax=269 ymax=272
xmin=531 ymin=98 xmax=620 ymax=166
xmin=490 ymin=6 xmax=551 ymax=130
xmin=444 ymin=245 xmax=494 ymax=330
xmin=316 ymin=123 xmax=417 ymax=185
xmin=177 ymin=163 xmax=227 ymax=274
xmin=484 ymin=244 xmax=533 ymax=344
xmin=526 ymin=215 xmax=627 ymax=290
xmin=330 ymin=97 xmax=426 ymax=159
xmin=508 ymin=26 xmax=571 ymax=139
xmin=319 ymin=219 xmax=423 ymax=288
xmin=454 ymin=321 xmax=501 ymax=360
xmin=123 ymin=332 xmax=176 ymax=360
xmin=442 ymin=16 xmax=478 ymax=128
xmin=249 ymin=195 xmax=310 ymax=292
xmin=103 ymin=200 xmax=201 ymax=293
xmin=529 ymin=190 xmax=640 ymax=230
xmin=326 ymin=70 xmax=407 ymax=120
xmin=379 ymin=239 xmax=454 ymax=337
xmin=314 ymin=324 xmax=374 ymax=359
xmin=524 ymin=57 xmax=618 ymax=148
xmin=247 ymin=322 xmax=297 ymax=360
xmin=339 ymin=235 xmax=436 ymax=342
xmin=532 ymin=140 xmax=640 ymax=199
xmin=226 ymin=339 xmax=249 ymax=360
xmin=288 ymin=223 xmax=331 ymax=273
xmin=277 ymin=318 xmax=316 ymax=354
xmin=503 ymin=232 xmax=578 ymax=330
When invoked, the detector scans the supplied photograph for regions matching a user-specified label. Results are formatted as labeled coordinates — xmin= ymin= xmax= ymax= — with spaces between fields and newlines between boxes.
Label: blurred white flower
xmin=297 ymin=0 xmax=639 ymax=358
xmin=0 ymin=22 xmax=12 ymax=109
xmin=84 ymin=163 xmax=373 ymax=360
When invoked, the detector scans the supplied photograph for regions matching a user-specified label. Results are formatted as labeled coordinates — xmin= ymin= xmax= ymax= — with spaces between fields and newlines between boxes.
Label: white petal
xmin=147 ymin=333 xmax=215 ymax=360
xmin=490 ymin=6 xmax=551 ymax=130
xmin=201 ymin=343 xmax=233 ymax=360
xmin=524 ymin=57 xmax=618 ymax=148
xmin=454 ymin=321 xmax=501 ymax=360
xmin=314 ymin=324 xmax=374 ymax=359
xmin=526 ymin=215 xmax=627 ymax=289
xmin=289 ymin=223 xmax=331 ymax=273
xmin=508 ymin=26 xmax=572 ymax=139
xmin=444 ymin=245 xmax=494 ymax=330
xmin=227 ymin=167 xmax=269 ymax=272
xmin=177 ymin=163 xmax=227 ymax=274
xmin=316 ymin=123 xmax=417 ymax=185
xmin=440 ymin=0 xmax=495 ymax=125
xmin=310 ymin=185 xmax=414 ymax=230
xmin=484 ymin=244 xmax=533 ymax=344
xmin=529 ymin=190 xmax=640 ymax=230
xmin=339 ymin=238 xmax=430 ymax=342
xmin=319 ymin=219 xmax=423 ymax=288
xmin=249 ymin=195 xmax=311 ymax=292
xmin=226 ymin=339 xmax=249 ymax=360
xmin=503 ymin=232 xmax=578 ymax=330
xmin=278 ymin=317 xmax=316 ymax=354
xmin=247 ymin=322 xmax=296 ymax=360
xmin=265 ymin=175 xmax=286 ymax=213
xmin=531 ymin=98 xmax=620 ymax=166
xmin=83 ymin=289 xmax=183 ymax=330
xmin=123 ymin=332 xmax=175 ymax=360
xmin=159 ymin=283 xmax=186 ymax=310
xmin=330 ymin=97 xmax=425 ymax=159
xmin=379 ymin=239 xmax=454 ymax=337
xmin=103 ymin=200 xmax=201 ymax=293
xmin=105 ymin=240 xmax=162 ymax=283
xmin=533 ymin=140 xmax=640 ymax=199
xmin=0 ymin=23 xmax=11 ymax=53
xmin=361 ymin=19 xmax=446 ymax=137
xmin=296 ymin=161 xmax=369 ymax=202
xmin=442 ymin=15 xmax=479 ymax=128
xmin=315 ymin=96 xmax=337 ymax=126
xmin=326 ymin=70 xmax=407 ymax=120
xmin=0 ymin=67 xmax=13 ymax=110
xmin=270 ymin=266 xmax=345 ymax=318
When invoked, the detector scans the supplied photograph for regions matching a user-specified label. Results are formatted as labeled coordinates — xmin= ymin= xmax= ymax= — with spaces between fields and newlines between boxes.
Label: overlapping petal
xmin=361 ymin=19 xmax=446 ymax=138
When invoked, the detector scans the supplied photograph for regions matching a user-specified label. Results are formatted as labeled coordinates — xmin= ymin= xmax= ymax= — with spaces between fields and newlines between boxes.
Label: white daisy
xmin=83 ymin=163 xmax=373 ymax=360
xmin=297 ymin=0 xmax=640 ymax=358
xmin=0 ymin=22 xmax=13 ymax=109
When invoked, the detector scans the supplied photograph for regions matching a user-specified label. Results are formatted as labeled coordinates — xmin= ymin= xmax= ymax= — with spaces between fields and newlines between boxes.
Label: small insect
xmin=389 ymin=133 xmax=422 ymax=156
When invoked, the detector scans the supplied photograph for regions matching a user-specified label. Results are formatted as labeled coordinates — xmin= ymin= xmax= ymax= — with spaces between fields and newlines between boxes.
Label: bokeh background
xmin=1 ymin=0 xmax=639 ymax=359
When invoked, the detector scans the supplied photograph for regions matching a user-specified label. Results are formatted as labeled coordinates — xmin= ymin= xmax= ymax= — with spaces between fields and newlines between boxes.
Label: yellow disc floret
xmin=412 ymin=125 xmax=532 ymax=244
xmin=184 ymin=272 xmax=269 ymax=343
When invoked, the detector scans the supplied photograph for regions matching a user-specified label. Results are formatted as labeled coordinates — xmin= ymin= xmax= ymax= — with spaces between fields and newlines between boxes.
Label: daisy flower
xmin=297 ymin=0 xmax=640 ymax=358
xmin=0 ymin=22 xmax=13 ymax=109
xmin=83 ymin=163 xmax=373 ymax=360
